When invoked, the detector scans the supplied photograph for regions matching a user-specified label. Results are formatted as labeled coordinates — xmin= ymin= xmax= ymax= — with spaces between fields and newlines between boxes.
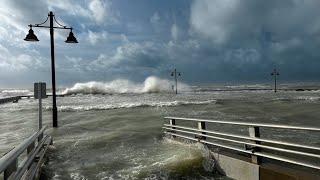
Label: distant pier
xmin=0 ymin=96 xmax=22 ymax=104
xmin=0 ymin=94 xmax=65 ymax=105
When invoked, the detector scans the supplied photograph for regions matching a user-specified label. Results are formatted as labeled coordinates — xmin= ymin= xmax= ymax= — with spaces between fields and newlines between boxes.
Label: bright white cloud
xmin=0 ymin=51 xmax=43 ymax=72
xmin=88 ymin=30 xmax=107 ymax=45
xmin=89 ymin=41 xmax=165 ymax=71
xmin=89 ymin=0 xmax=107 ymax=23
xmin=47 ymin=1 xmax=91 ymax=18
xmin=88 ymin=31 xmax=99 ymax=45
xmin=87 ymin=30 xmax=129 ymax=45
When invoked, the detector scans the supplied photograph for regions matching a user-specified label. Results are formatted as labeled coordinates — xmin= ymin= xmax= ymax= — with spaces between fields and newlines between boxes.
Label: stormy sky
xmin=1 ymin=0 xmax=320 ymax=87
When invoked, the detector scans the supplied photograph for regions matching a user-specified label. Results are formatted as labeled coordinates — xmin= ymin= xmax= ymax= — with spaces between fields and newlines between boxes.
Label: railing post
xmin=248 ymin=126 xmax=261 ymax=164
xmin=27 ymin=141 xmax=35 ymax=170
xmin=27 ymin=141 xmax=35 ymax=154
xmin=170 ymin=119 xmax=176 ymax=138
xmin=197 ymin=121 xmax=206 ymax=140
xmin=4 ymin=159 xmax=17 ymax=180
xmin=38 ymin=87 xmax=43 ymax=141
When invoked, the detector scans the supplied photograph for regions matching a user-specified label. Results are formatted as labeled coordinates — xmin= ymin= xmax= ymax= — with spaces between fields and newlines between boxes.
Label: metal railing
xmin=163 ymin=117 xmax=320 ymax=170
xmin=0 ymin=126 xmax=52 ymax=180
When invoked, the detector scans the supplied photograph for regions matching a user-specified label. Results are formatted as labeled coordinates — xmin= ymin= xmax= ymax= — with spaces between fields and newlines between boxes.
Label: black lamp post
xmin=25 ymin=11 xmax=78 ymax=128
xmin=271 ymin=68 xmax=280 ymax=93
xmin=171 ymin=68 xmax=181 ymax=94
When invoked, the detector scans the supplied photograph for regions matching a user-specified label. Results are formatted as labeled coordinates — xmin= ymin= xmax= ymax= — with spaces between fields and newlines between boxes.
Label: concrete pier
xmin=210 ymin=149 xmax=320 ymax=180
xmin=163 ymin=116 xmax=320 ymax=180
xmin=0 ymin=94 xmax=65 ymax=105
xmin=0 ymin=96 xmax=22 ymax=104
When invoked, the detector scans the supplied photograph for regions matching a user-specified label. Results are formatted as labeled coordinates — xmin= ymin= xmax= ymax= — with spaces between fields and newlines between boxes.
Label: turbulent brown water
xmin=1 ymin=81 xmax=320 ymax=179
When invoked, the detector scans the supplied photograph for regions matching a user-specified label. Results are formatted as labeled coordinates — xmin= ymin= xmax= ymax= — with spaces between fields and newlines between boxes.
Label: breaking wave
xmin=1 ymin=89 xmax=31 ymax=93
xmin=45 ymin=100 xmax=216 ymax=112
xmin=62 ymin=76 xmax=190 ymax=95
xmin=0 ymin=89 xmax=32 ymax=97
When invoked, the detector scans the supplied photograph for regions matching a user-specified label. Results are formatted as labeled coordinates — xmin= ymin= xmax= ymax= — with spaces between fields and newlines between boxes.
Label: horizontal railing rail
xmin=163 ymin=117 xmax=320 ymax=170
xmin=0 ymin=126 xmax=52 ymax=180
xmin=163 ymin=124 xmax=320 ymax=151
xmin=165 ymin=117 xmax=320 ymax=131
xmin=14 ymin=135 xmax=51 ymax=180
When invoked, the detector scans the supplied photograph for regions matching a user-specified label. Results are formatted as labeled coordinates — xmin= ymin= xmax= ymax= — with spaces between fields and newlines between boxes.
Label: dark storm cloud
xmin=187 ymin=0 xmax=320 ymax=82
xmin=1 ymin=0 xmax=320 ymax=87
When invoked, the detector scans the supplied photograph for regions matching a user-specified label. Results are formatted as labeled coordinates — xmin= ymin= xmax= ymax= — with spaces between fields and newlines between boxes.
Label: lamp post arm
xmin=29 ymin=24 xmax=72 ymax=30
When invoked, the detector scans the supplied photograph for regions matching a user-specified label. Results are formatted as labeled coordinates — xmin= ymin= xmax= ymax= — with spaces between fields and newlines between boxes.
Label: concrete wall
xmin=211 ymin=151 xmax=259 ymax=180
xmin=260 ymin=164 xmax=320 ymax=180
xmin=210 ymin=151 xmax=320 ymax=180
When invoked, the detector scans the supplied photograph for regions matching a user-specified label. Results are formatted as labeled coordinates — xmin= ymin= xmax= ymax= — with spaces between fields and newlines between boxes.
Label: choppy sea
xmin=1 ymin=77 xmax=320 ymax=179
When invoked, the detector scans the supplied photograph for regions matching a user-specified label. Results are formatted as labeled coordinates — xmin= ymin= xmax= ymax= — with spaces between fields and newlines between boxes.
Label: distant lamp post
xmin=24 ymin=11 xmax=78 ymax=128
xmin=271 ymin=68 xmax=280 ymax=93
xmin=171 ymin=68 xmax=181 ymax=94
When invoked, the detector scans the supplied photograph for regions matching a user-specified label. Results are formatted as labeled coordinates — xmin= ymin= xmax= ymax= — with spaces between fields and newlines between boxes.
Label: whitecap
xmin=62 ymin=76 xmax=190 ymax=95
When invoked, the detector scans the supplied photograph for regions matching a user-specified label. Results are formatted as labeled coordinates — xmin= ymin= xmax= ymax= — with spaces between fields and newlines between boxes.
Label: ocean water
xmin=1 ymin=77 xmax=320 ymax=179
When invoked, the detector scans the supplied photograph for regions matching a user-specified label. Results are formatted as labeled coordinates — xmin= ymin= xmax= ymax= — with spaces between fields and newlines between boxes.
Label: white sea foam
xmin=1 ymin=89 xmax=31 ymax=93
xmin=45 ymin=99 xmax=216 ymax=112
xmin=0 ymin=89 xmax=32 ymax=97
xmin=275 ymin=96 xmax=320 ymax=102
xmin=62 ymin=76 xmax=190 ymax=95
xmin=225 ymin=84 xmax=268 ymax=89
xmin=295 ymin=96 xmax=320 ymax=102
